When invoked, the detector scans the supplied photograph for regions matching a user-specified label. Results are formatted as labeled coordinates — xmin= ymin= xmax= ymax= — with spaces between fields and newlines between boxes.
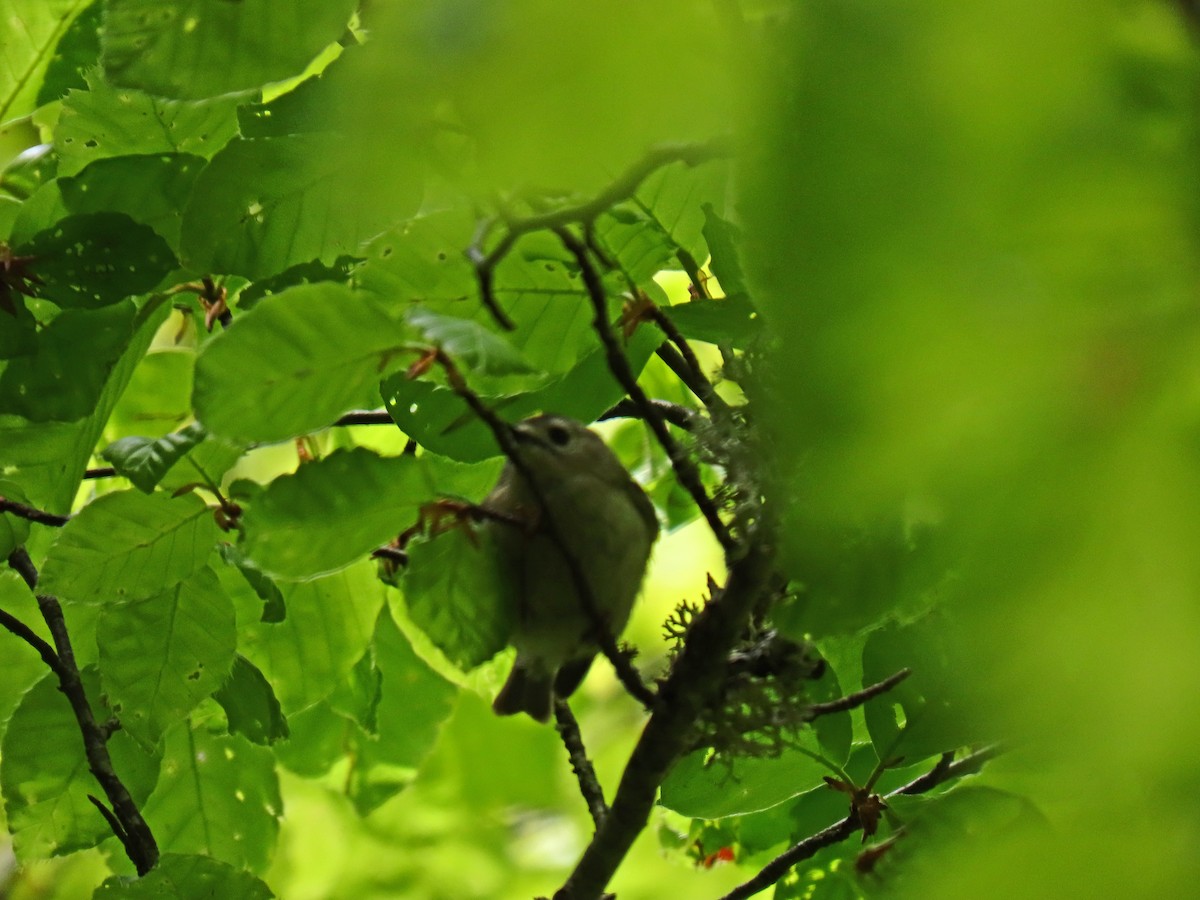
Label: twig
xmin=0 ymin=497 xmax=70 ymax=527
xmin=83 ymin=467 xmax=117 ymax=480
xmin=0 ymin=606 xmax=62 ymax=675
xmin=716 ymin=744 xmax=1004 ymax=900
xmin=467 ymin=138 xmax=731 ymax=331
xmin=6 ymin=549 xmax=159 ymax=875
xmin=599 ymin=398 xmax=698 ymax=431
xmin=333 ymin=409 xmax=393 ymax=426
xmin=554 ymin=700 xmax=609 ymax=831
xmin=806 ymin=669 xmax=911 ymax=720
xmin=647 ymin=306 xmax=731 ymax=416
xmin=432 ymin=350 xmax=657 ymax=710
xmin=554 ymin=227 xmax=736 ymax=555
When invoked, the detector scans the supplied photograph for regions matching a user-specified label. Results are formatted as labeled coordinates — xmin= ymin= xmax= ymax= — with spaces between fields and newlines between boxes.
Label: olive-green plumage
xmin=484 ymin=415 xmax=658 ymax=722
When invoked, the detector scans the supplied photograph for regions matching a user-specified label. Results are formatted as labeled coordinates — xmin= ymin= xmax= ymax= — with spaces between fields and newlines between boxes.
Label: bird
xmin=483 ymin=414 xmax=659 ymax=722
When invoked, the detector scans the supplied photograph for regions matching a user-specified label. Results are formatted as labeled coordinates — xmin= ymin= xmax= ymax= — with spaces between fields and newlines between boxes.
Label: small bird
xmin=484 ymin=414 xmax=659 ymax=722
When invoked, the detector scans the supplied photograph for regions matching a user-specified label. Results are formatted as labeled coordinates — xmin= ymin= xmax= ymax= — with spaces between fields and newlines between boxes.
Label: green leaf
xmin=345 ymin=608 xmax=457 ymax=814
xmin=241 ymin=448 xmax=425 ymax=580
xmin=218 ymin=545 xmax=286 ymax=623
xmin=863 ymin=614 xmax=986 ymax=762
xmin=660 ymin=740 xmax=834 ymax=819
xmin=238 ymin=561 xmax=383 ymax=712
xmin=55 ymin=78 xmax=242 ymax=177
xmin=407 ymin=307 xmax=538 ymax=377
xmin=701 ymin=203 xmax=750 ymax=298
xmin=381 ymin=325 xmax=662 ymax=462
xmin=596 ymin=160 xmax=728 ymax=283
xmin=59 ymin=154 xmax=206 ymax=251
xmin=400 ymin=528 xmax=513 ymax=671
xmin=213 ymin=655 xmax=289 ymax=746
xmin=101 ymin=422 xmax=207 ymax=492
xmin=0 ymin=668 xmax=160 ymax=859
xmin=39 ymin=490 xmax=216 ymax=604
xmin=356 ymin=212 xmax=598 ymax=377
xmin=93 ymin=852 xmax=275 ymax=900
xmin=97 ymin=567 xmax=237 ymax=749
xmin=661 ymin=296 xmax=761 ymax=348
xmin=0 ymin=480 xmax=32 ymax=558
xmin=34 ymin=0 xmax=100 ymax=108
xmin=101 ymin=0 xmax=357 ymax=100
xmin=0 ymin=0 xmax=92 ymax=124
xmin=14 ymin=212 xmax=176 ymax=308
xmin=0 ymin=302 xmax=137 ymax=422
xmin=141 ymin=724 xmax=280 ymax=873
xmin=0 ymin=298 xmax=168 ymax=517
xmin=193 ymin=282 xmax=410 ymax=444
xmin=181 ymin=134 xmax=421 ymax=280
xmin=810 ymin=661 xmax=853 ymax=765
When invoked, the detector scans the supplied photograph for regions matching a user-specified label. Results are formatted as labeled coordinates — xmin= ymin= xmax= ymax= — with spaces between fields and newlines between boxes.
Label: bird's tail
xmin=493 ymin=661 xmax=554 ymax=722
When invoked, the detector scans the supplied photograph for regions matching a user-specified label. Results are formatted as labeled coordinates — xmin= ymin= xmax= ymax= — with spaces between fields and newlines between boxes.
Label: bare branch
xmin=333 ymin=409 xmax=394 ymax=426
xmin=599 ymin=398 xmax=698 ymax=431
xmin=0 ymin=497 xmax=69 ymax=527
xmin=717 ymin=744 xmax=1004 ymax=900
xmin=6 ymin=548 xmax=159 ymax=875
xmin=806 ymin=668 xmax=911 ymax=720
xmin=554 ymin=700 xmax=609 ymax=831
xmin=83 ymin=467 xmax=117 ymax=481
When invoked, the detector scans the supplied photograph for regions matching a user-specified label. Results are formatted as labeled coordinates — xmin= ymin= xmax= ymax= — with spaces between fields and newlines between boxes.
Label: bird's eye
xmin=546 ymin=424 xmax=571 ymax=447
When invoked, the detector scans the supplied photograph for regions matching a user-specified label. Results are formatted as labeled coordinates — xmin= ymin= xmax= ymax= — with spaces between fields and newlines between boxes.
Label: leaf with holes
xmin=98 ymin=567 xmax=237 ymax=749
xmin=15 ymin=212 xmax=176 ymax=308
xmin=140 ymin=725 xmax=280 ymax=872
xmin=39 ymin=490 xmax=215 ymax=604
xmin=55 ymin=78 xmax=241 ymax=177
xmin=241 ymin=448 xmax=426 ymax=580
xmin=0 ymin=302 xmax=137 ymax=422
xmin=181 ymin=134 xmax=421 ymax=280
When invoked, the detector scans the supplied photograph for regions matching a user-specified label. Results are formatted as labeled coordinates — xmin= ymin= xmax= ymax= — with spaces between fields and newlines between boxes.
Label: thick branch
xmin=433 ymin=351 xmax=656 ymax=709
xmin=717 ymin=744 xmax=1003 ymax=900
xmin=554 ymin=538 xmax=775 ymax=900
xmin=555 ymin=228 xmax=735 ymax=555
xmin=0 ymin=497 xmax=69 ymax=527
xmin=6 ymin=548 xmax=159 ymax=875
xmin=554 ymin=700 xmax=609 ymax=831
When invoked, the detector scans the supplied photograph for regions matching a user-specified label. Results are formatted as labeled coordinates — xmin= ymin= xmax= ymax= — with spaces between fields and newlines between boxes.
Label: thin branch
xmin=806 ymin=669 xmax=911 ymax=720
xmin=648 ymin=305 xmax=731 ymax=417
xmin=6 ymin=548 xmax=159 ymax=875
xmin=83 ymin=467 xmax=117 ymax=480
xmin=432 ymin=351 xmax=657 ymax=710
xmin=0 ymin=497 xmax=69 ymax=527
xmin=333 ymin=409 xmax=394 ymax=426
xmin=554 ymin=227 xmax=736 ymax=555
xmin=554 ymin=700 xmax=609 ymax=831
xmin=716 ymin=744 xmax=1004 ymax=900
xmin=468 ymin=138 xmax=731 ymax=331
xmin=599 ymin=398 xmax=698 ymax=431
xmin=0 ymin=605 xmax=62 ymax=675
